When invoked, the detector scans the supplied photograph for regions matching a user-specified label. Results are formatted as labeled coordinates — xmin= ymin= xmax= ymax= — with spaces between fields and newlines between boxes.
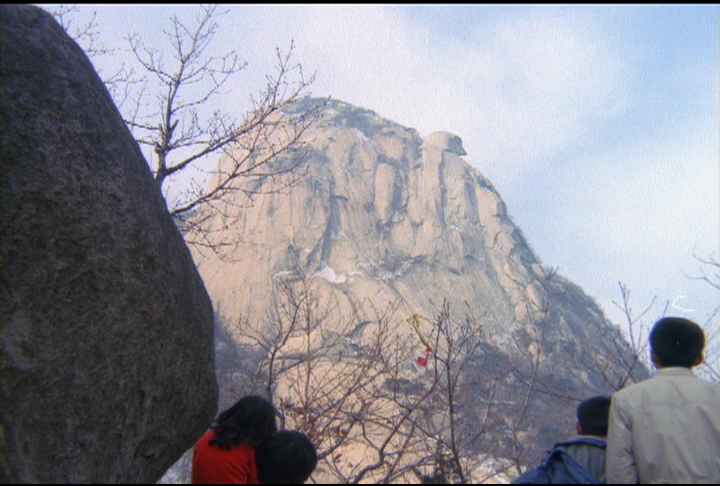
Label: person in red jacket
xmin=192 ymin=395 xmax=278 ymax=484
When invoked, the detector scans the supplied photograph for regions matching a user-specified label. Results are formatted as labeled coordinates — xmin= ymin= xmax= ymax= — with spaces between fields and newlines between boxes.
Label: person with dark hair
xmin=576 ymin=395 xmax=611 ymax=437
xmin=254 ymin=430 xmax=317 ymax=484
xmin=513 ymin=395 xmax=610 ymax=484
xmin=606 ymin=317 xmax=720 ymax=483
xmin=192 ymin=395 xmax=278 ymax=484
xmin=566 ymin=396 xmax=611 ymax=481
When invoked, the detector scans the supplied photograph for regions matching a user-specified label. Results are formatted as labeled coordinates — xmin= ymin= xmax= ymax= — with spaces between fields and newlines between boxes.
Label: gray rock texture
xmin=1 ymin=5 xmax=217 ymax=483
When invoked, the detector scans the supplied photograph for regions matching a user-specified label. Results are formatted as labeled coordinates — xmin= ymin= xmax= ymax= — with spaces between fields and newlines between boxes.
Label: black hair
xmin=649 ymin=317 xmax=705 ymax=368
xmin=209 ymin=395 xmax=278 ymax=450
xmin=255 ymin=430 xmax=318 ymax=484
xmin=577 ymin=395 xmax=611 ymax=436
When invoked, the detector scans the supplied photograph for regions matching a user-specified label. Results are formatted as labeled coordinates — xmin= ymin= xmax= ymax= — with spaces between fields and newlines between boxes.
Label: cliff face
xmin=1 ymin=5 xmax=217 ymax=483
xmin=193 ymin=99 xmax=620 ymax=350
xmin=190 ymin=98 xmax=647 ymax=471
xmin=195 ymin=100 xmax=546 ymax=336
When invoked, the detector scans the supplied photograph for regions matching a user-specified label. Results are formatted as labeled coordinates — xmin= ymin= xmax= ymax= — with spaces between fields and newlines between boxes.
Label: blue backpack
xmin=512 ymin=437 xmax=606 ymax=484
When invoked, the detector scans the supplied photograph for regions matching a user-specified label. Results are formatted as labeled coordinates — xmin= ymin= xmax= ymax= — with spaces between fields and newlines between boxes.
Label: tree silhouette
xmin=48 ymin=4 xmax=327 ymax=255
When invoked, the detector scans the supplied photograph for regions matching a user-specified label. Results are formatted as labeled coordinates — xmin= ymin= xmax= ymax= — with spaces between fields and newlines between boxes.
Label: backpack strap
xmin=553 ymin=437 xmax=606 ymax=450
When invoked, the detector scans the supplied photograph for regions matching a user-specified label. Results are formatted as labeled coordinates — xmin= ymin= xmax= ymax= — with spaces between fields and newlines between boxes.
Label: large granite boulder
xmin=1 ymin=5 xmax=217 ymax=483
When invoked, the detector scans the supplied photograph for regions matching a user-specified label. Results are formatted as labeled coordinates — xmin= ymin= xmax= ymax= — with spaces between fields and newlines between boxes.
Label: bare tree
xmin=47 ymin=4 xmax=135 ymax=97
xmin=573 ymin=248 xmax=720 ymax=390
xmin=217 ymin=264 xmax=665 ymax=484
xmin=49 ymin=4 xmax=326 ymax=255
xmin=566 ymin=282 xmax=657 ymax=394
xmin=440 ymin=268 xmax=645 ymax=485
xmin=123 ymin=6 xmax=325 ymax=246
xmin=405 ymin=278 xmax=564 ymax=484
xmin=688 ymin=250 xmax=720 ymax=382
xmin=568 ymin=251 xmax=720 ymax=391
xmin=47 ymin=4 xmax=105 ymax=57
xmin=220 ymin=252 xmax=465 ymax=484
xmin=406 ymin=301 xmax=487 ymax=484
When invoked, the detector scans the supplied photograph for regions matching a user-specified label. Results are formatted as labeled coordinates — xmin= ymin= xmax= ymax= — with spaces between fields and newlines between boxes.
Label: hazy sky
xmin=42 ymin=4 xmax=719 ymax=331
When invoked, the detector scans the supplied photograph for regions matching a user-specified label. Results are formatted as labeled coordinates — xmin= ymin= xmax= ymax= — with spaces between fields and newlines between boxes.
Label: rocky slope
xmin=187 ymin=98 xmax=647 ymax=479
xmin=196 ymin=99 xmax=546 ymax=338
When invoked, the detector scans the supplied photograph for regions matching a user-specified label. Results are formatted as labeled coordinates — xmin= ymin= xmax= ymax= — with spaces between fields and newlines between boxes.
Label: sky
xmin=41 ymin=4 xmax=719 ymax=336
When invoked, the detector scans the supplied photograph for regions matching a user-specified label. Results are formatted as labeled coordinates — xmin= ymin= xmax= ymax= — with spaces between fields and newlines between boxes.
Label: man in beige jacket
xmin=606 ymin=317 xmax=720 ymax=483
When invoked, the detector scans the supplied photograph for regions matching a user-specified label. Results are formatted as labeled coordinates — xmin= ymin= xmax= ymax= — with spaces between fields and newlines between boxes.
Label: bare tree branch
xmin=50 ymin=4 xmax=327 ymax=257
xmin=48 ymin=4 xmax=106 ymax=57
xmin=123 ymin=5 xmax=326 ymax=232
xmin=686 ymin=250 xmax=720 ymax=382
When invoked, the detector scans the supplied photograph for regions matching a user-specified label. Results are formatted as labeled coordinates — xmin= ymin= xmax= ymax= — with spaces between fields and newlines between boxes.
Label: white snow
xmin=314 ymin=266 xmax=363 ymax=284
xmin=315 ymin=265 xmax=347 ymax=284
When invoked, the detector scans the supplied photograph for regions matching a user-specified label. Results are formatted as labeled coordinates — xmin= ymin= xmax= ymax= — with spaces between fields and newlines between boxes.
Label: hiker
xmin=255 ymin=430 xmax=318 ymax=484
xmin=512 ymin=395 xmax=611 ymax=484
xmin=606 ymin=317 xmax=720 ymax=483
xmin=192 ymin=395 xmax=278 ymax=484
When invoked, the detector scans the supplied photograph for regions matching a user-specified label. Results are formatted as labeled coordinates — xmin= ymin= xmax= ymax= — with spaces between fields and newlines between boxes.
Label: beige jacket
xmin=606 ymin=367 xmax=720 ymax=484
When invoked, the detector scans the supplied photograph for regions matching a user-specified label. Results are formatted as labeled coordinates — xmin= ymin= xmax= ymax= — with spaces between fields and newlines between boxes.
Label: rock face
xmin=196 ymin=99 xmax=567 ymax=345
xmin=191 ymin=98 xmax=648 ymax=465
xmin=1 ymin=5 xmax=217 ymax=483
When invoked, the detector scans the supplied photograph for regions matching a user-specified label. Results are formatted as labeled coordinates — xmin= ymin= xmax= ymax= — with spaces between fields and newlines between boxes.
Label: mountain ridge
xmin=187 ymin=97 xmax=648 ymax=480
xmin=195 ymin=99 xmax=546 ymax=332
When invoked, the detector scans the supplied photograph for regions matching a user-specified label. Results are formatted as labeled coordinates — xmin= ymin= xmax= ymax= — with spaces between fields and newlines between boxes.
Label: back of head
xmin=255 ymin=430 xmax=318 ymax=484
xmin=577 ymin=395 xmax=611 ymax=437
xmin=649 ymin=317 xmax=705 ymax=368
xmin=210 ymin=395 xmax=278 ymax=449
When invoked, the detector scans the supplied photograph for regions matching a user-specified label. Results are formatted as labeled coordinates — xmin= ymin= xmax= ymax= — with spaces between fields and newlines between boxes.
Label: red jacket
xmin=191 ymin=430 xmax=260 ymax=484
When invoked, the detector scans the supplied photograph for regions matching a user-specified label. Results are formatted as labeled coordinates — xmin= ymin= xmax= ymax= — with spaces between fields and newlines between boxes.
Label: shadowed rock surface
xmin=1 ymin=5 xmax=217 ymax=483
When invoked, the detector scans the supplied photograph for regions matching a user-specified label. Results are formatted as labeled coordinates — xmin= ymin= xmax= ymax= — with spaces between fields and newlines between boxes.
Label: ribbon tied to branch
xmin=407 ymin=314 xmax=433 ymax=367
